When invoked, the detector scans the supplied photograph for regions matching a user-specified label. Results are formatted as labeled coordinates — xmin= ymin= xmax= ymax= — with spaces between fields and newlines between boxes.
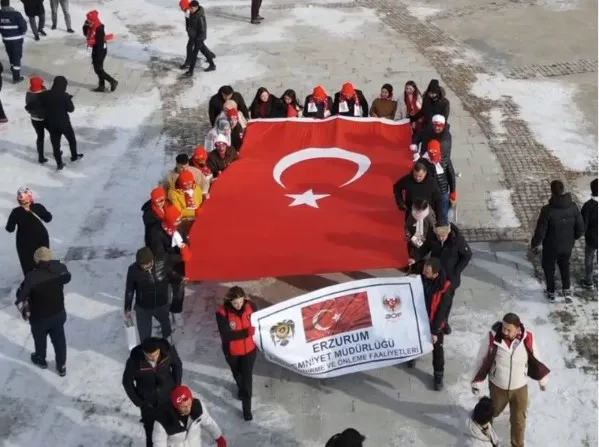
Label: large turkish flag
xmin=187 ymin=116 xmax=413 ymax=281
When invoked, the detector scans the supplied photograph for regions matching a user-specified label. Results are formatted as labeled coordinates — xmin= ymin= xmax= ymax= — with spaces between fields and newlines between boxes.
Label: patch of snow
xmin=536 ymin=0 xmax=581 ymax=11
xmin=406 ymin=5 xmax=443 ymax=20
xmin=291 ymin=7 xmax=379 ymax=36
xmin=487 ymin=189 xmax=520 ymax=227
xmin=483 ymin=108 xmax=508 ymax=142
xmin=472 ymin=73 xmax=597 ymax=172
xmin=431 ymin=45 xmax=484 ymax=66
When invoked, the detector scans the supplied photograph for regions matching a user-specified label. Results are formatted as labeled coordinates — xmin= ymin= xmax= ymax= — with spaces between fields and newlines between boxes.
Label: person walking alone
xmin=250 ymin=0 xmax=263 ymax=24
xmin=580 ymin=178 xmax=597 ymax=290
xmin=82 ymin=10 xmax=117 ymax=93
xmin=25 ymin=76 xmax=48 ymax=163
xmin=22 ymin=0 xmax=45 ymax=40
xmin=181 ymin=0 xmax=215 ymax=77
xmin=530 ymin=180 xmax=584 ymax=301
xmin=49 ymin=0 xmax=73 ymax=32
xmin=0 ymin=0 xmax=27 ymax=83
xmin=216 ymin=286 xmax=257 ymax=421
xmin=15 ymin=247 xmax=71 ymax=376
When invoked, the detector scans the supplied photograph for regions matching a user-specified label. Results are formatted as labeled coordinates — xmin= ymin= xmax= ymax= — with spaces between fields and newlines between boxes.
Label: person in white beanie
xmin=411 ymin=113 xmax=452 ymax=159
xmin=207 ymin=133 xmax=239 ymax=178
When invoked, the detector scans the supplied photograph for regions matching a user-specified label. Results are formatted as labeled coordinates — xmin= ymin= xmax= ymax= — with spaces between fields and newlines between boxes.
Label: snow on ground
xmin=406 ymin=5 xmax=443 ymax=20
xmin=472 ymin=74 xmax=597 ymax=172
xmin=487 ymin=189 xmax=521 ymax=227
xmin=536 ymin=0 xmax=582 ymax=11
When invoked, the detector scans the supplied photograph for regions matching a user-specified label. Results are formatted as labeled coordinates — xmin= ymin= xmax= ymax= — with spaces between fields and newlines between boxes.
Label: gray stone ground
xmin=0 ymin=0 xmax=596 ymax=445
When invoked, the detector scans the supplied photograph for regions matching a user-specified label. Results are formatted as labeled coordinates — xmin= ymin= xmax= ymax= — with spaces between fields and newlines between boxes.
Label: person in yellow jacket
xmin=168 ymin=170 xmax=203 ymax=220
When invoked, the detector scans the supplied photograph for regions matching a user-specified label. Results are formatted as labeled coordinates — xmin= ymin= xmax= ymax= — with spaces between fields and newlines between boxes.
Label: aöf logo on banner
xmin=382 ymin=295 xmax=402 ymax=320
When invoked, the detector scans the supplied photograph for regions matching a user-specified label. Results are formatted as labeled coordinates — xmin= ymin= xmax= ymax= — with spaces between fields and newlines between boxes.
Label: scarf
xmin=162 ymin=221 xmax=177 ymax=236
xmin=259 ymin=101 xmax=270 ymax=118
xmin=85 ymin=11 xmax=102 ymax=47
xmin=287 ymin=104 xmax=298 ymax=118
xmin=412 ymin=207 xmax=430 ymax=239
xmin=405 ymin=92 xmax=422 ymax=116
xmin=184 ymin=188 xmax=196 ymax=209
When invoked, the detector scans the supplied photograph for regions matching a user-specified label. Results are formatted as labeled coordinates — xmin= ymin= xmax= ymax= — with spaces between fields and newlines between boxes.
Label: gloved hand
xmin=216 ymin=436 xmax=227 ymax=447
xmin=248 ymin=326 xmax=256 ymax=336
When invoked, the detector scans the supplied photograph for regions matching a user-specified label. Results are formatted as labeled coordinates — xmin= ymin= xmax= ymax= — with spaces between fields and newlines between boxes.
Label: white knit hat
xmin=432 ymin=115 xmax=446 ymax=125
xmin=215 ymin=134 xmax=229 ymax=145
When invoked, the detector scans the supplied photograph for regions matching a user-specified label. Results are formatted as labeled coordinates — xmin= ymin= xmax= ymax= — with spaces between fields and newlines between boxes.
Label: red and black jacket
xmin=216 ymin=301 xmax=257 ymax=356
xmin=423 ymin=271 xmax=454 ymax=335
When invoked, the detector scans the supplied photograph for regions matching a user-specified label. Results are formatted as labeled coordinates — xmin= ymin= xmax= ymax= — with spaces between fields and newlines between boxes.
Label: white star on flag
xmin=285 ymin=189 xmax=330 ymax=208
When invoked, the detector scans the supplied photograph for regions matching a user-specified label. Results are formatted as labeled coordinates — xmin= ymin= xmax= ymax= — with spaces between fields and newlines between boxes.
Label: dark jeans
xmin=49 ymin=124 xmax=78 ymax=164
xmin=251 ymin=0 xmax=263 ymax=19
xmin=4 ymin=39 xmax=23 ymax=78
xmin=439 ymin=192 xmax=450 ymax=223
xmin=28 ymin=10 xmax=46 ymax=39
xmin=31 ymin=119 xmax=45 ymax=158
xmin=585 ymin=244 xmax=597 ymax=284
xmin=542 ymin=250 xmax=571 ymax=293
xmin=136 ymin=304 xmax=172 ymax=341
xmin=92 ymin=50 xmax=116 ymax=88
xmin=0 ymin=77 xmax=4 ymax=120
xmin=432 ymin=332 xmax=444 ymax=373
xmin=169 ymin=280 xmax=185 ymax=314
xmin=225 ymin=349 xmax=257 ymax=400
xmin=186 ymin=39 xmax=215 ymax=71
xmin=141 ymin=407 xmax=156 ymax=447
xmin=30 ymin=311 xmax=67 ymax=367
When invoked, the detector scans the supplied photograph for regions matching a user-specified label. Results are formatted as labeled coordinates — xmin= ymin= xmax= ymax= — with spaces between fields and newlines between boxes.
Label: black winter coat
xmin=187 ymin=7 xmax=207 ymax=41
xmin=393 ymin=173 xmax=442 ymax=219
xmin=124 ymin=261 xmax=177 ymax=311
xmin=303 ymin=94 xmax=332 ymax=119
xmin=22 ymin=0 xmax=44 ymax=17
xmin=208 ymin=90 xmax=249 ymax=126
xmin=122 ymin=339 xmax=183 ymax=408
xmin=16 ymin=260 xmax=71 ymax=320
xmin=413 ymin=123 xmax=452 ymax=159
xmin=5 ymin=204 xmax=52 ymax=275
xmin=37 ymin=76 xmax=74 ymax=132
xmin=422 ymin=269 xmax=453 ymax=335
xmin=421 ymin=156 xmax=456 ymax=196
xmin=332 ymin=91 xmax=369 ymax=117
xmin=418 ymin=223 xmax=472 ymax=286
xmin=416 ymin=93 xmax=450 ymax=123
xmin=230 ymin=124 xmax=244 ymax=152
xmin=82 ymin=22 xmax=108 ymax=58
xmin=150 ymin=225 xmax=187 ymax=276
xmin=249 ymin=96 xmax=284 ymax=119
xmin=141 ymin=200 xmax=161 ymax=248
xmin=581 ymin=198 xmax=598 ymax=248
xmin=531 ymin=193 xmax=584 ymax=254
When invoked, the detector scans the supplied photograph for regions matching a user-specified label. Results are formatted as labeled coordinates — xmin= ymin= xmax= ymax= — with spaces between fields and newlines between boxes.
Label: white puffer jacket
xmin=455 ymin=418 xmax=500 ymax=446
xmin=152 ymin=402 xmax=222 ymax=447
xmin=471 ymin=328 xmax=548 ymax=391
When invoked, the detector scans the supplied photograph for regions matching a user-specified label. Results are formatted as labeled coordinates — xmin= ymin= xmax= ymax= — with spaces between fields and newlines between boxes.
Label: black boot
xmin=179 ymin=63 xmax=189 ymax=69
xmin=433 ymin=371 xmax=444 ymax=391
xmin=110 ymin=80 xmax=118 ymax=92
xmin=182 ymin=70 xmax=193 ymax=77
xmin=205 ymin=61 xmax=216 ymax=72
xmin=70 ymin=154 xmax=83 ymax=162
xmin=31 ymin=353 xmax=48 ymax=369
xmin=38 ymin=156 xmax=48 ymax=164
xmin=242 ymin=398 xmax=253 ymax=421
xmin=12 ymin=70 xmax=24 ymax=84
xmin=443 ymin=324 xmax=452 ymax=335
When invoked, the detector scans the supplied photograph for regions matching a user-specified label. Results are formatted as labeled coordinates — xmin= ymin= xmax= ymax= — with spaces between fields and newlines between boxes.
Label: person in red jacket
xmin=215 ymin=286 xmax=257 ymax=421
xmin=82 ymin=10 xmax=117 ymax=93
xmin=406 ymin=257 xmax=453 ymax=391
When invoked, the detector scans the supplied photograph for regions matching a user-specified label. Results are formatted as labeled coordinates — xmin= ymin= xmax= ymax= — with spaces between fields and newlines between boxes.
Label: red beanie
xmin=179 ymin=0 xmax=191 ymax=10
xmin=86 ymin=10 xmax=100 ymax=22
xmin=29 ymin=76 xmax=45 ymax=93
xmin=163 ymin=204 xmax=182 ymax=227
xmin=193 ymin=146 xmax=207 ymax=162
xmin=171 ymin=385 xmax=193 ymax=407
xmin=150 ymin=187 xmax=166 ymax=203
xmin=226 ymin=108 xmax=238 ymax=119
xmin=177 ymin=170 xmax=195 ymax=187
xmin=312 ymin=85 xmax=327 ymax=102
xmin=341 ymin=82 xmax=355 ymax=98
xmin=427 ymin=139 xmax=442 ymax=163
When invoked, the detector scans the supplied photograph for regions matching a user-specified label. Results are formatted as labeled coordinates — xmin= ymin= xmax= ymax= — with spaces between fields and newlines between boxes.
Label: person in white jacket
xmin=457 ymin=396 xmax=500 ymax=447
xmin=204 ymin=115 xmax=231 ymax=152
xmin=152 ymin=385 xmax=227 ymax=447
xmin=470 ymin=313 xmax=550 ymax=447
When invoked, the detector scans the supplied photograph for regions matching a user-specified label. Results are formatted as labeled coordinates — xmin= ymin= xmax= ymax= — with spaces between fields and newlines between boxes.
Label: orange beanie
xmin=150 ymin=186 xmax=166 ymax=203
xmin=341 ymin=82 xmax=355 ymax=98
xmin=312 ymin=85 xmax=327 ymax=102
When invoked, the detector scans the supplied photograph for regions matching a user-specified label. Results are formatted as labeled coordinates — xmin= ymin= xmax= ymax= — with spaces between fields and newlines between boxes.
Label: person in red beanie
xmin=332 ymin=82 xmax=368 ymax=118
xmin=150 ymin=205 xmax=191 ymax=326
xmin=216 ymin=286 xmax=258 ymax=421
xmin=225 ymin=108 xmax=244 ymax=152
xmin=190 ymin=146 xmax=214 ymax=183
xmin=153 ymin=385 xmax=227 ymax=447
xmin=141 ymin=187 xmax=167 ymax=248
xmin=419 ymin=138 xmax=456 ymax=223
xmin=25 ymin=76 xmax=48 ymax=163
xmin=82 ymin=10 xmax=117 ymax=93
xmin=303 ymin=85 xmax=332 ymax=119
xmin=168 ymin=170 xmax=204 ymax=220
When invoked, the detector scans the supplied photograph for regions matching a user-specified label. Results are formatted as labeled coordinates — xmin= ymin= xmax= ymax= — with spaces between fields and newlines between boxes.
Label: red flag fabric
xmin=187 ymin=116 xmax=413 ymax=281
xmin=301 ymin=292 xmax=372 ymax=343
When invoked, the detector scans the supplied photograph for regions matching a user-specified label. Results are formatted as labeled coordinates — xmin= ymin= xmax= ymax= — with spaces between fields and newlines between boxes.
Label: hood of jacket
xmin=141 ymin=199 xmax=151 ymax=212
xmin=464 ymin=418 xmax=500 ymax=444
xmin=51 ymin=76 xmax=68 ymax=93
xmin=191 ymin=6 xmax=205 ymax=17
xmin=37 ymin=260 xmax=67 ymax=275
xmin=549 ymin=192 xmax=573 ymax=209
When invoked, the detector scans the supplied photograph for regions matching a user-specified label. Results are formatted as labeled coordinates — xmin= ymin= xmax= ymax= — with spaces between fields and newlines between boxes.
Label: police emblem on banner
xmin=270 ymin=320 xmax=295 ymax=347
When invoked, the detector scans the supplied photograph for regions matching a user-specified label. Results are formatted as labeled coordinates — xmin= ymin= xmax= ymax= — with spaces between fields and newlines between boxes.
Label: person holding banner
xmin=216 ymin=286 xmax=257 ymax=421
xmin=406 ymin=258 xmax=453 ymax=391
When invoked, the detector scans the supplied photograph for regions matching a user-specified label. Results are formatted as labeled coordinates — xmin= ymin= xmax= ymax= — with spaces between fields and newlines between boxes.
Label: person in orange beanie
xmin=25 ymin=76 xmax=48 ymax=163
xmin=82 ymin=10 xmax=117 ymax=93
xmin=420 ymin=138 xmax=456 ymax=223
xmin=153 ymin=385 xmax=228 ymax=446
xmin=191 ymin=145 xmax=214 ymax=182
xmin=141 ymin=186 xmax=167 ymax=247
xmin=168 ymin=169 xmax=204 ymax=220
xmin=333 ymin=82 xmax=369 ymax=118
xmin=303 ymin=85 xmax=332 ymax=119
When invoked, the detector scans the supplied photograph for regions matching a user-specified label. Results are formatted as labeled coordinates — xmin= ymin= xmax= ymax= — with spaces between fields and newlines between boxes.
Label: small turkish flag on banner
xmin=187 ymin=116 xmax=413 ymax=281
xmin=301 ymin=292 xmax=372 ymax=343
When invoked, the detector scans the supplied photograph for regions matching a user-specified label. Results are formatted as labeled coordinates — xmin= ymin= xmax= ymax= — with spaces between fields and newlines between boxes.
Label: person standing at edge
xmin=83 ymin=10 xmax=117 ymax=93
xmin=182 ymin=0 xmax=215 ymax=77
xmin=22 ymin=0 xmax=46 ymax=40
xmin=0 ymin=0 xmax=27 ymax=83
xmin=580 ymin=178 xmax=597 ymax=290
xmin=250 ymin=0 xmax=264 ymax=25
xmin=15 ymin=247 xmax=71 ymax=376
xmin=49 ymin=0 xmax=73 ymax=32
xmin=530 ymin=180 xmax=584 ymax=302
xmin=123 ymin=337 xmax=183 ymax=447
xmin=216 ymin=286 xmax=257 ymax=421
xmin=470 ymin=312 xmax=550 ymax=447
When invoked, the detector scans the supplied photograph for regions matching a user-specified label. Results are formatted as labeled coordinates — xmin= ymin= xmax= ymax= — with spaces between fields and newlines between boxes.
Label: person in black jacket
xmin=122 ymin=337 xmax=183 ymax=447
xmin=35 ymin=75 xmax=83 ymax=170
xmin=581 ymin=179 xmax=598 ymax=289
xmin=208 ymin=85 xmax=249 ymax=126
xmin=530 ymin=180 xmax=584 ymax=301
xmin=141 ymin=186 xmax=166 ymax=248
xmin=15 ymin=247 xmax=71 ymax=376
xmin=332 ymin=82 xmax=369 ymax=118
xmin=420 ymin=139 xmax=456 ymax=223
xmin=22 ymin=0 xmax=46 ymax=40
xmin=406 ymin=258 xmax=454 ymax=390
xmin=393 ymin=162 xmax=442 ymax=220
xmin=0 ymin=61 xmax=6 ymax=122
xmin=125 ymin=248 xmax=176 ymax=342
xmin=326 ymin=428 xmax=366 ymax=447
xmin=82 ymin=10 xmax=117 ymax=93
xmin=5 ymin=186 xmax=52 ymax=274
xmin=414 ymin=79 xmax=450 ymax=125
xmin=249 ymin=87 xmax=283 ymax=119
xmin=181 ymin=0 xmax=215 ymax=77
xmin=303 ymin=85 xmax=332 ymax=119
xmin=411 ymin=114 xmax=452 ymax=159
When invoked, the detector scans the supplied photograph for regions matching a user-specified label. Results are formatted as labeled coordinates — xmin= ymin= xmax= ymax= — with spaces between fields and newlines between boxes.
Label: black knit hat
xmin=136 ymin=247 xmax=154 ymax=265
xmin=591 ymin=178 xmax=597 ymax=197
xmin=325 ymin=428 xmax=366 ymax=447
xmin=426 ymin=79 xmax=441 ymax=94
xmin=472 ymin=396 xmax=494 ymax=425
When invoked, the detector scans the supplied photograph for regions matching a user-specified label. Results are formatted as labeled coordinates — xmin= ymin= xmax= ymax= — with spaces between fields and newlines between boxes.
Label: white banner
xmin=251 ymin=276 xmax=433 ymax=378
